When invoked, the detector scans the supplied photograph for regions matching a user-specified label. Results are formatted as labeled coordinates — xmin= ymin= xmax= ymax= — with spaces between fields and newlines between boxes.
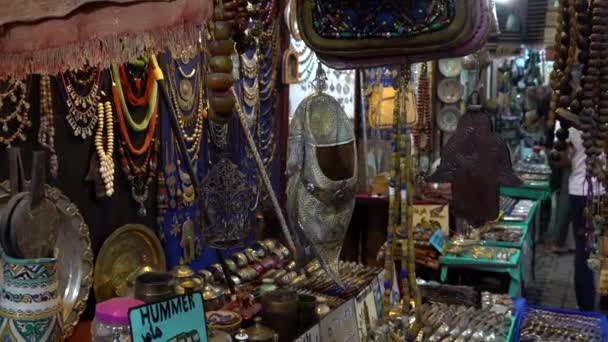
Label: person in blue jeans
xmin=551 ymin=167 xmax=571 ymax=254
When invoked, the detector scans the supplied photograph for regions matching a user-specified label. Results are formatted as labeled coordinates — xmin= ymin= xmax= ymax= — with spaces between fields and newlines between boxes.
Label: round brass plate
xmin=94 ymin=224 xmax=166 ymax=302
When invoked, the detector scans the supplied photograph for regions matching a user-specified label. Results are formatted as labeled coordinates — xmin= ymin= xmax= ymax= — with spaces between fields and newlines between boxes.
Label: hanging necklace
xmin=113 ymin=65 xmax=157 ymax=132
xmin=240 ymin=52 xmax=259 ymax=78
xmin=39 ymin=75 xmax=58 ymax=178
xmin=113 ymin=77 xmax=158 ymax=156
xmin=167 ymin=58 xmax=205 ymax=159
xmin=415 ymin=63 xmax=431 ymax=154
xmin=209 ymin=119 xmax=229 ymax=150
xmin=243 ymin=79 xmax=260 ymax=108
xmin=239 ymin=41 xmax=261 ymax=129
xmin=177 ymin=64 xmax=196 ymax=79
xmin=67 ymin=64 xmax=97 ymax=86
xmin=296 ymin=45 xmax=315 ymax=90
xmin=254 ymin=17 xmax=282 ymax=203
xmin=163 ymin=132 xmax=196 ymax=210
xmin=0 ymin=77 xmax=31 ymax=147
xmin=95 ymin=97 xmax=115 ymax=197
xmin=164 ymin=45 xmax=203 ymax=213
xmin=59 ymin=68 xmax=101 ymax=139
xmin=549 ymin=0 xmax=575 ymax=163
xmin=175 ymin=59 xmax=197 ymax=112
xmin=117 ymin=138 xmax=159 ymax=216
xmin=111 ymin=64 xmax=159 ymax=216
xmin=588 ymin=0 xmax=607 ymax=181
xmin=118 ymin=64 xmax=156 ymax=106
xmin=383 ymin=66 xmax=422 ymax=333
xmin=242 ymin=81 xmax=260 ymax=129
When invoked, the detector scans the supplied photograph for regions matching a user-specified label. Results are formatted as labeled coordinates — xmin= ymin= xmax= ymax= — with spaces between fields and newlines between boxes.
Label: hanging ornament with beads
xmin=0 ymin=77 xmax=31 ymax=147
xmin=38 ymin=75 xmax=59 ymax=178
xmin=111 ymin=63 xmax=159 ymax=216
xmin=94 ymin=98 xmax=116 ymax=197
xmin=59 ymin=66 xmax=101 ymax=139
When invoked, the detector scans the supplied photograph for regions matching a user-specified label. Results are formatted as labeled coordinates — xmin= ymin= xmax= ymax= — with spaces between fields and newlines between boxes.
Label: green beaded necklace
xmin=382 ymin=66 xmax=421 ymax=336
xmin=110 ymin=64 xmax=158 ymax=132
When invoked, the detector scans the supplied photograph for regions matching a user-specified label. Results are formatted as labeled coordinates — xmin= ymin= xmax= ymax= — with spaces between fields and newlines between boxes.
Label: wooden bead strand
xmin=550 ymin=0 xmax=575 ymax=162
xmin=592 ymin=0 xmax=608 ymax=182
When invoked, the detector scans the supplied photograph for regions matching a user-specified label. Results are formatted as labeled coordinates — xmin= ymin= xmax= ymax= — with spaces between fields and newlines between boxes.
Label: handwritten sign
xmin=129 ymin=292 xmax=207 ymax=342
xmin=294 ymin=324 xmax=320 ymax=342
xmin=320 ymin=299 xmax=359 ymax=342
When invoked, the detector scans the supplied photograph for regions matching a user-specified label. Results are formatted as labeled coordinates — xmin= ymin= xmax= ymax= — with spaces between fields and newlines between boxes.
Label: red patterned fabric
xmin=0 ymin=0 xmax=212 ymax=77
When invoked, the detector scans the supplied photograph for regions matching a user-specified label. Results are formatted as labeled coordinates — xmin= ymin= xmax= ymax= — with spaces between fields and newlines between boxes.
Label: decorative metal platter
xmin=437 ymin=78 xmax=463 ymax=104
xmin=94 ymin=224 xmax=166 ymax=302
xmin=0 ymin=181 xmax=93 ymax=340
xmin=436 ymin=106 xmax=462 ymax=133
xmin=438 ymin=58 xmax=463 ymax=78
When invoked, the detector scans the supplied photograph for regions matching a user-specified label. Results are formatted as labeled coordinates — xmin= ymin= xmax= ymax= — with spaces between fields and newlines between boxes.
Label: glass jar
xmin=92 ymin=297 xmax=144 ymax=341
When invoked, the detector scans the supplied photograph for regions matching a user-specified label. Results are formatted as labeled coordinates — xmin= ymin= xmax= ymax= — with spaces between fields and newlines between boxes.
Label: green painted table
xmin=500 ymin=189 xmax=546 ymax=281
xmin=439 ymin=200 xmax=539 ymax=297
xmin=500 ymin=182 xmax=551 ymax=202
xmin=487 ymin=200 xmax=539 ymax=285
xmin=485 ymin=199 xmax=539 ymax=249
xmin=440 ymin=250 xmax=522 ymax=297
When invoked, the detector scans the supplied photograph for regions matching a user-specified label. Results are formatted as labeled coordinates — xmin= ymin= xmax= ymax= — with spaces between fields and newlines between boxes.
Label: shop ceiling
xmin=490 ymin=0 xmax=552 ymax=46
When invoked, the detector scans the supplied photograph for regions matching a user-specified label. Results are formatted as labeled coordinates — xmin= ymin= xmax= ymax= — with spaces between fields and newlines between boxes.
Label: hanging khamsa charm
xmin=287 ymin=86 xmax=357 ymax=284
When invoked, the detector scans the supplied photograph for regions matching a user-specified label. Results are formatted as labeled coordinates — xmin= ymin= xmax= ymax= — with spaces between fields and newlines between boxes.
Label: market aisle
xmin=525 ymin=244 xmax=577 ymax=310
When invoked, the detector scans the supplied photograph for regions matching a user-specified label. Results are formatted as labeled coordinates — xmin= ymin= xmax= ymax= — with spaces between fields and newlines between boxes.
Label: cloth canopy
xmin=0 ymin=0 xmax=213 ymax=78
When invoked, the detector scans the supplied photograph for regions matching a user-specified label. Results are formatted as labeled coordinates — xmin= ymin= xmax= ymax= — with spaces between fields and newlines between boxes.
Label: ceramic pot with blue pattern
xmin=0 ymin=248 xmax=62 ymax=341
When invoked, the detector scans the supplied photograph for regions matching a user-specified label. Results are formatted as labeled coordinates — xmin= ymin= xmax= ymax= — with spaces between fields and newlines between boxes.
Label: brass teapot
xmin=171 ymin=262 xmax=203 ymax=295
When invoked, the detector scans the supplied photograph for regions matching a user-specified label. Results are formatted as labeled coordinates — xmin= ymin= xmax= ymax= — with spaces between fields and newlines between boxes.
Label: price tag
xmin=129 ymin=292 xmax=207 ymax=342
xmin=429 ymin=229 xmax=447 ymax=253
xmin=320 ymin=299 xmax=359 ymax=342
xmin=372 ymin=275 xmax=384 ymax=318
xmin=355 ymin=284 xmax=379 ymax=341
xmin=294 ymin=324 xmax=320 ymax=342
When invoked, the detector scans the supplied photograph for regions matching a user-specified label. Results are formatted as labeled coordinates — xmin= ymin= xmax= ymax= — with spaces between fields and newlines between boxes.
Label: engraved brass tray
xmin=94 ymin=223 xmax=166 ymax=302
xmin=0 ymin=181 xmax=94 ymax=340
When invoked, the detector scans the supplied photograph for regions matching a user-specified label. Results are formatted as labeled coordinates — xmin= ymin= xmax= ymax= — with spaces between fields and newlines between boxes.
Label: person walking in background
xmin=564 ymin=126 xmax=605 ymax=311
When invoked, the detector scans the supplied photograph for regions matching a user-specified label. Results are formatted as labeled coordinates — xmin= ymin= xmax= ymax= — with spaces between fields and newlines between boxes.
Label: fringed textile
xmin=0 ymin=0 xmax=212 ymax=78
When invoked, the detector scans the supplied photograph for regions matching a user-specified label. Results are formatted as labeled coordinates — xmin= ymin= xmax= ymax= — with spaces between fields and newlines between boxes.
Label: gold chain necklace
xmin=0 ymin=79 xmax=29 ymax=127
xmin=175 ymin=58 xmax=197 ymax=111
xmin=0 ymin=78 xmax=31 ymax=147
xmin=167 ymin=60 xmax=205 ymax=159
